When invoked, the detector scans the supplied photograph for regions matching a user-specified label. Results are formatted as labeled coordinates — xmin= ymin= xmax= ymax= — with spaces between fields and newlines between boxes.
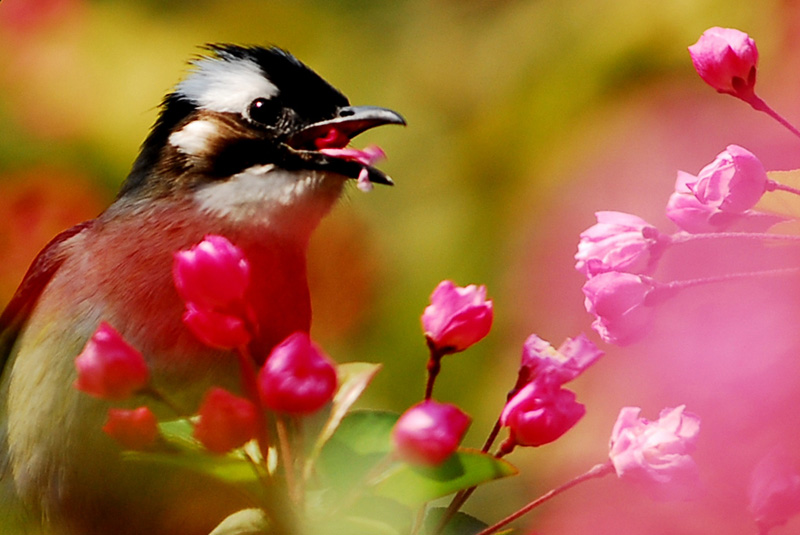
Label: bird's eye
xmin=247 ymin=97 xmax=281 ymax=126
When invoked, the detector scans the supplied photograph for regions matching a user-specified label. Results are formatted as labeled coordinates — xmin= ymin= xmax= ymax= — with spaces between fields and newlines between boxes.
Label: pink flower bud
xmin=193 ymin=387 xmax=259 ymax=454
xmin=608 ymin=406 xmax=701 ymax=501
xmin=391 ymin=400 xmax=471 ymax=466
xmin=74 ymin=322 xmax=149 ymax=400
xmin=575 ymin=211 xmax=667 ymax=278
xmin=748 ymin=448 xmax=800 ymax=531
xmin=181 ymin=302 xmax=251 ymax=350
xmin=173 ymin=235 xmax=251 ymax=311
xmin=666 ymin=171 xmax=785 ymax=233
xmin=686 ymin=145 xmax=768 ymax=214
xmin=582 ymin=272 xmax=661 ymax=346
xmin=421 ymin=280 xmax=494 ymax=354
xmin=500 ymin=382 xmax=585 ymax=449
xmin=258 ymin=332 xmax=337 ymax=415
xmin=519 ymin=333 xmax=603 ymax=387
xmin=689 ymin=27 xmax=758 ymax=97
xmin=102 ymin=407 xmax=158 ymax=450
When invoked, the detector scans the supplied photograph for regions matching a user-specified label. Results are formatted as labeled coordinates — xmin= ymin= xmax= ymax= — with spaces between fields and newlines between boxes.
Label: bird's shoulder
xmin=0 ymin=220 xmax=96 ymax=374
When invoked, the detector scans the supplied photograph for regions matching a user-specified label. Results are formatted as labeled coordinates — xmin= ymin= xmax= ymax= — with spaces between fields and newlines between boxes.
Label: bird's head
xmin=116 ymin=45 xmax=404 ymax=230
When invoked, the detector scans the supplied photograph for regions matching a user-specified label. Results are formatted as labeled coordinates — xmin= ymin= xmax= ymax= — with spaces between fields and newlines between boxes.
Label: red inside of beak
xmin=313 ymin=128 xmax=350 ymax=150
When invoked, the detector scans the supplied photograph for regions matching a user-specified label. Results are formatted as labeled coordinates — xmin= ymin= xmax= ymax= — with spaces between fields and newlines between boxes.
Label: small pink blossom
xmin=582 ymin=272 xmax=663 ymax=346
xmin=102 ymin=407 xmax=158 ymax=450
xmin=318 ymin=145 xmax=386 ymax=167
xmin=258 ymin=332 xmax=338 ymax=415
xmin=575 ymin=211 xmax=667 ymax=278
xmin=421 ymin=280 xmax=494 ymax=354
xmin=686 ymin=145 xmax=768 ymax=214
xmin=181 ymin=302 xmax=251 ymax=350
xmin=173 ymin=236 xmax=255 ymax=350
xmin=193 ymin=387 xmax=259 ymax=454
xmin=319 ymin=145 xmax=386 ymax=193
xmin=500 ymin=382 xmax=585 ymax=450
xmin=74 ymin=322 xmax=149 ymax=400
xmin=519 ymin=333 xmax=603 ymax=387
xmin=391 ymin=400 xmax=471 ymax=466
xmin=689 ymin=27 xmax=758 ymax=98
xmin=666 ymin=171 xmax=785 ymax=233
xmin=748 ymin=447 xmax=800 ymax=532
xmin=608 ymin=406 xmax=701 ymax=501
xmin=356 ymin=167 xmax=373 ymax=192
xmin=173 ymin=235 xmax=251 ymax=312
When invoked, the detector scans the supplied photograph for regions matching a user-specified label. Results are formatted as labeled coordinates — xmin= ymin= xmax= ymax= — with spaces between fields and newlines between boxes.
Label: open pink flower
xmin=392 ymin=400 xmax=471 ymax=466
xmin=575 ymin=211 xmax=667 ymax=278
xmin=74 ymin=322 xmax=149 ymax=400
xmin=689 ymin=27 xmax=758 ymax=98
xmin=582 ymin=272 xmax=663 ymax=346
xmin=518 ymin=333 xmax=603 ymax=387
xmin=258 ymin=332 xmax=337 ymax=415
xmin=500 ymin=382 xmax=585 ymax=450
xmin=173 ymin=234 xmax=250 ymax=311
xmin=193 ymin=387 xmax=259 ymax=454
xmin=102 ymin=407 xmax=158 ymax=450
xmin=686 ymin=145 xmax=768 ymax=214
xmin=748 ymin=448 xmax=800 ymax=531
xmin=608 ymin=406 xmax=701 ymax=501
xmin=666 ymin=170 xmax=785 ymax=233
xmin=422 ymin=280 xmax=494 ymax=354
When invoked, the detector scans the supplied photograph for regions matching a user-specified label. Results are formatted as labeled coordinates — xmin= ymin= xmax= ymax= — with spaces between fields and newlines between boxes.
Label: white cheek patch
xmin=168 ymin=119 xmax=219 ymax=155
xmin=176 ymin=57 xmax=279 ymax=113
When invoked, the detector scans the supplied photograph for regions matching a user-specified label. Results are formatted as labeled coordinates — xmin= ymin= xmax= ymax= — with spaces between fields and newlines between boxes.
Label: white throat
xmin=192 ymin=165 xmax=345 ymax=239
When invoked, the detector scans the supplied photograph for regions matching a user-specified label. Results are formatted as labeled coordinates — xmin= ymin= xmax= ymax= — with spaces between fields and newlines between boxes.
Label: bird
xmin=0 ymin=44 xmax=404 ymax=535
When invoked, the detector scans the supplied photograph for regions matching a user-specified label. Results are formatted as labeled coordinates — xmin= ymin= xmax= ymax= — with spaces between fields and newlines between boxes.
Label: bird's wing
xmin=0 ymin=221 xmax=95 ymax=374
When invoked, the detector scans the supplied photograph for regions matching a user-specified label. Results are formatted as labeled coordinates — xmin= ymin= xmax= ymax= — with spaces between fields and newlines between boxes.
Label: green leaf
xmin=208 ymin=508 xmax=269 ymax=535
xmin=123 ymin=449 xmax=259 ymax=487
xmin=375 ymin=449 xmax=518 ymax=506
xmin=317 ymin=410 xmax=517 ymax=508
xmin=158 ymin=418 xmax=201 ymax=451
xmin=424 ymin=508 xmax=488 ymax=535
xmin=305 ymin=362 xmax=382 ymax=477
xmin=317 ymin=410 xmax=399 ymax=491
xmin=307 ymin=495 xmax=412 ymax=535
xmin=124 ymin=418 xmax=263 ymax=493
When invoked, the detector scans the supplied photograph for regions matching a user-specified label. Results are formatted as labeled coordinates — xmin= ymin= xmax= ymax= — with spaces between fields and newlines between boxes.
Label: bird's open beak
xmin=286 ymin=106 xmax=406 ymax=186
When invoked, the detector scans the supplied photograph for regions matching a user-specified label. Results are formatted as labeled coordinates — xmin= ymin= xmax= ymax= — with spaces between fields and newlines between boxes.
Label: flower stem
xmin=276 ymin=415 xmax=299 ymax=505
xmin=141 ymin=386 xmax=189 ymax=417
xmin=662 ymin=267 xmax=800 ymax=293
xmin=766 ymin=179 xmax=800 ymax=197
xmin=669 ymin=230 xmax=800 ymax=245
xmin=237 ymin=345 xmax=271 ymax=472
xmin=424 ymin=340 xmax=447 ymax=400
xmin=474 ymin=462 xmax=614 ymax=535
xmin=748 ymin=95 xmax=800 ymax=141
xmin=436 ymin=377 xmax=529 ymax=535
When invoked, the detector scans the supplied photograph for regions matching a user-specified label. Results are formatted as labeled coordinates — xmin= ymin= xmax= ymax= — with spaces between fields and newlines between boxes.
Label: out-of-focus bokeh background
xmin=3 ymin=0 xmax=800 ymax=533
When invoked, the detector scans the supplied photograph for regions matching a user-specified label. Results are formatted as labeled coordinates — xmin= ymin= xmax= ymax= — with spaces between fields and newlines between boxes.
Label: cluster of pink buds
xmin=577 ymin=139 xmax=799 ymax=346
xmin=575 ymin=27 xmax=800 ymax=348
xmin=74 ymin=235 xmax=338 ymax=455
